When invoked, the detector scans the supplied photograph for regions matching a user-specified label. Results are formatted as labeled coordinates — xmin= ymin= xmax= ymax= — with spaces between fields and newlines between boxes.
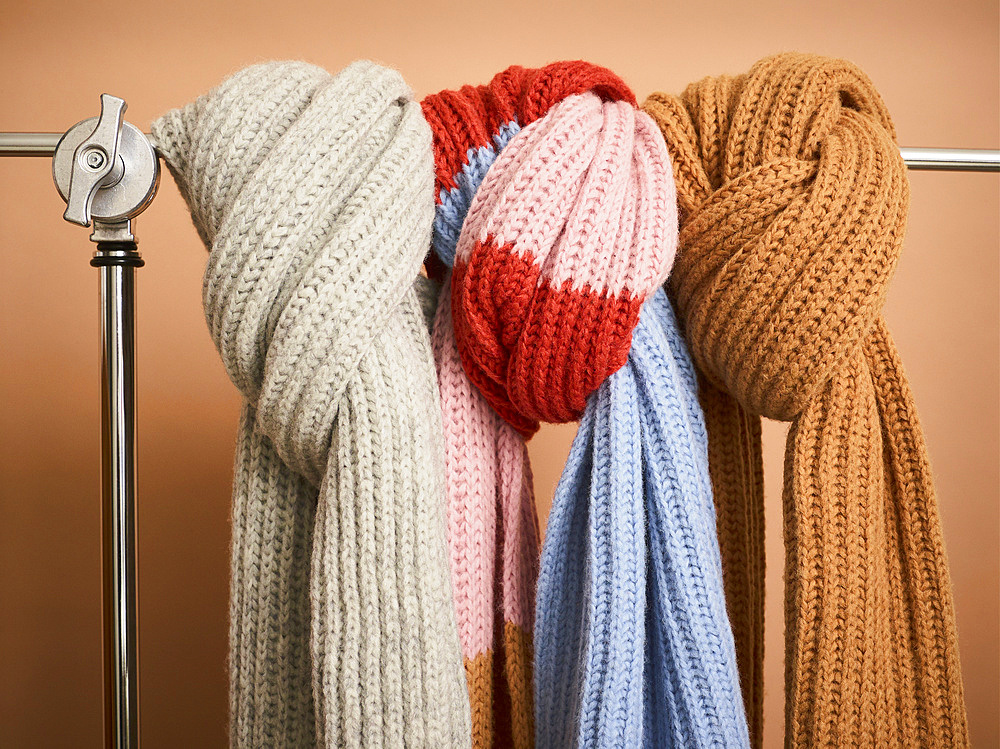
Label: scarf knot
xmin=421 ymin=61 xmax=634 ymax=272
xmin=646 ymin=52 xmax=910 ymax=421
xmin=154 ymin=60 xmax=437 ymax=485
xmin=426 ymin=67 xmax=676 ymax=436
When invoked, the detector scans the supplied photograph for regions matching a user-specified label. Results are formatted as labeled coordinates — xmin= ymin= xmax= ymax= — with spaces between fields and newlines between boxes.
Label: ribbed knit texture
xmin=536 ymin=290 xmax=749 ymax=748
xmin=642 ymin=52 xmax=969 ymax=748
xmin=425 ymin=62 xmax=749 ymax=748
xmin=151 ymin=60 xmax=471 ymax=748
xmin=421 ymin=63 xmax=635 ymax=748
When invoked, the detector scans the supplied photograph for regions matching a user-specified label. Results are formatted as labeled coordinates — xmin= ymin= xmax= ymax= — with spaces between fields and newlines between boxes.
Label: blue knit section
xmin=535 ymin=289 xmax=750 ymax=748
xmin=432 ymin=120 xmax=521 ymax=267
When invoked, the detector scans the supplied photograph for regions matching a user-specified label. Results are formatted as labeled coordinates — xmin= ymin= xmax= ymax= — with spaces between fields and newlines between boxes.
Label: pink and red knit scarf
xmin=421 ymin=62 xmax=672 ymax=747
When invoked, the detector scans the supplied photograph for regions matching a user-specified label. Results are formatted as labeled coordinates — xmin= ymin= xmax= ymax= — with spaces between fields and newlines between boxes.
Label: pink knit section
xmin=432 ymin=283 xmax=538 ymax=657
xmin=457 ymin=93 xmax=678 ymax=299
xmin=497 ymin=424 xmax=539 ymax=632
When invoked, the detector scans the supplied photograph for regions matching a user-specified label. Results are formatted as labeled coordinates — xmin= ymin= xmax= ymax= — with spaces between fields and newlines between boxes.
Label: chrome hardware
xmin=53 ymin=94 xmax=159 ymax=231
xmin=51 ymin=94 xmax=154 ymax=749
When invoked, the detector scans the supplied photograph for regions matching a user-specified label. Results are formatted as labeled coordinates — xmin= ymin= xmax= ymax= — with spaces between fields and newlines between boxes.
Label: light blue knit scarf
xmin=534 ymin=289 xmax=751 ymax=748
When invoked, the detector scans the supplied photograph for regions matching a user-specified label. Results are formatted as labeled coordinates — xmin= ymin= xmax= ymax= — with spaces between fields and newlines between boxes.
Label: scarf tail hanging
xmin=536 ymin=290 xmax=750 ymax=748
xmin=866 ymin=323 xmax=967 ymax=742
xmin=433 ymin=283 xmax=540 ymax=748
xmin=496 ymin=423 xmax=540 ymax=748
xmin=230 ymin=404 xmax=316 ymax=746
xmin=695 ymin=376 xmax=766 ymax=747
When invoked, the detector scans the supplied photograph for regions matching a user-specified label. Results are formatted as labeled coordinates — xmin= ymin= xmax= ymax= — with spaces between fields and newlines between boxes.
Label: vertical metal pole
xmin=93 ymin=241 xmax=143 ymax=749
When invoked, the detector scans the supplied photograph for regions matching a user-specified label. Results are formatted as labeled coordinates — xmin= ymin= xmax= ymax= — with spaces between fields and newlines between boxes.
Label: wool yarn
xmin=421 ymin=63 xmax=632 ymax=747
xmin=642 ymin=52 xmax=969 ymax=748
xmin=424 ymin=62 xmax=749 ymax=747
xmin=151 ymin=61 xmax=471 ymax=747
xmin=536 ymin=290 xmax=749 ymax=748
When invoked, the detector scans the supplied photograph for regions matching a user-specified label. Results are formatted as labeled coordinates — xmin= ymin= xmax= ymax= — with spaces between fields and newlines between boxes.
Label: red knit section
xmin=517 ymin=61 xmax=635 ymax=126
xmin=452 ymin=237 xmax=643 ymax=438
xmin=451 ymin=239 xmax=541 ymax=437
xmin=421 ymin=71 xmax=525 ymax=196
xmin=422 ymin=62 xmax=634 ymax=198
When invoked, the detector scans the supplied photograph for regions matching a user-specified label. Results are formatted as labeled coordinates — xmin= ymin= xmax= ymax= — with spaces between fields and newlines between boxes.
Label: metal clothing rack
xmin=1 ymin=99 xmax=998 ymax=749
xmin=5 ymin=132 xmax=1000 ymax=170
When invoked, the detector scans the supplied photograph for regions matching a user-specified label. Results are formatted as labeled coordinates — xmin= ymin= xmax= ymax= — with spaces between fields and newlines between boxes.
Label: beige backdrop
xmin=1 ymin=0 xmax=996 ymax=746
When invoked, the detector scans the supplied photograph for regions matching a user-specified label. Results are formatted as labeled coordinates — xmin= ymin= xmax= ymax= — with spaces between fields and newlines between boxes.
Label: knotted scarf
xmin=151 ymin=61 xmax=471 ymax=747
xmin=642 ymin=53 xmax=969 ymax=747
xmin=421 ymin=63 xmax=634 ymax=747
xmin=424 ymin=62 xmax=748 ymax=747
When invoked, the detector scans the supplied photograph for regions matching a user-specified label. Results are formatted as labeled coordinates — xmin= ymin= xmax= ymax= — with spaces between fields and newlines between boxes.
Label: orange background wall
xmin=1 ymin=1 xmax=997 ymax=746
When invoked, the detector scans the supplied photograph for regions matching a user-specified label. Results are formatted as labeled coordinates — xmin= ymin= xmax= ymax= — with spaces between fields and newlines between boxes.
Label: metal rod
xmin=7 ymin=133 xmax=1000 ymax=172
xmin=94 ymin=243 xmax=142 ymax=749
xmin=0 ymin=132 xmax=62 ymax=156
xmin=899 ymin=147 xmax=1000 ymax=172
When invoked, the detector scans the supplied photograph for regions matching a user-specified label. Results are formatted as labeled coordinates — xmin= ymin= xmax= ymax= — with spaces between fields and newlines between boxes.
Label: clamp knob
xmin=53 ymin=94 xmax=159 ymax=231
xmin=63 ymin=94 xmax=126 ymax=226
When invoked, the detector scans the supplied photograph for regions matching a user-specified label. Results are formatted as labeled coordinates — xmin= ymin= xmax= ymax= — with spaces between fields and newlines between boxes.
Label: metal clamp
xmin=53 ymin=94 xmax=159 ymax=241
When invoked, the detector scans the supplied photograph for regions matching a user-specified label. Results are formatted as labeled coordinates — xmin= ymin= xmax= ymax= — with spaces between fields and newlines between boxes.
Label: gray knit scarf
xmin=151 ymin=60 xmax=472 ymax=747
